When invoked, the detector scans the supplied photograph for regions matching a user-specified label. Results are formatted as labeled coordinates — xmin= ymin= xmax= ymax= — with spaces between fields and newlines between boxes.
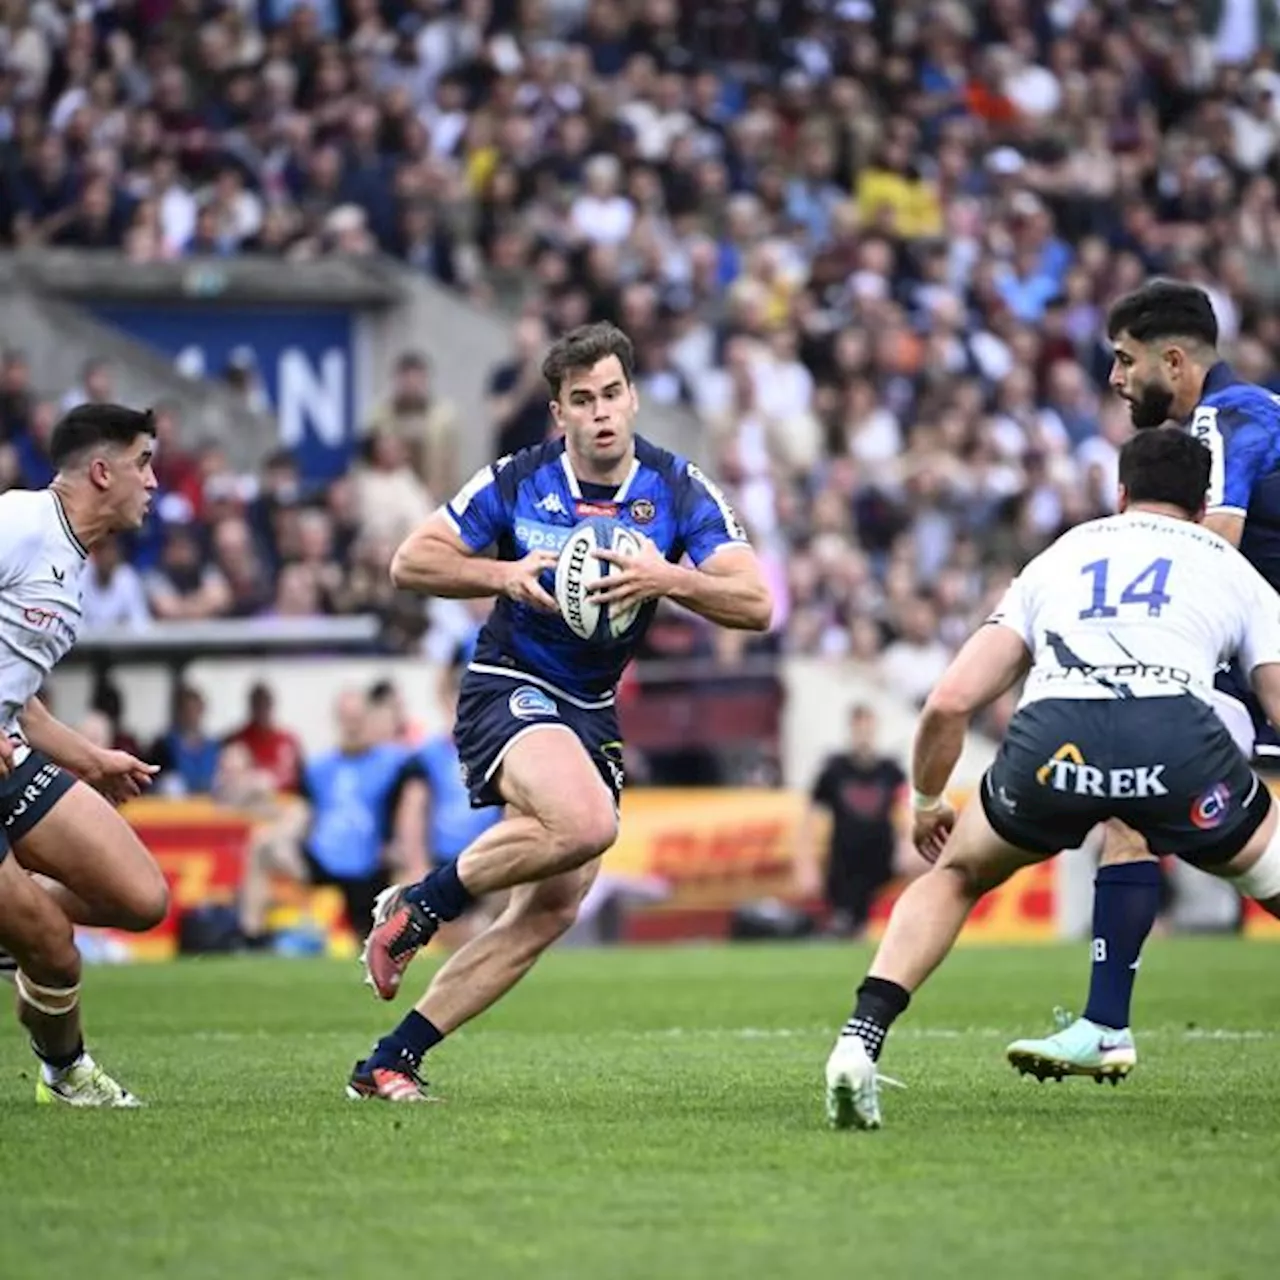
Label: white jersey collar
xmin=49 ymin=491 xmax=89 ymax=560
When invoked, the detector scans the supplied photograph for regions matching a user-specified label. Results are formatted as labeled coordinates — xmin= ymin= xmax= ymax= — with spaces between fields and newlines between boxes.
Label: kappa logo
xmin=508 ymin=686 xmax=559 ymax=721
xmin=1191 ymin=782 xmax=1231 ymax=830
xmin=535 ymin=492 xmax=568 ymax=516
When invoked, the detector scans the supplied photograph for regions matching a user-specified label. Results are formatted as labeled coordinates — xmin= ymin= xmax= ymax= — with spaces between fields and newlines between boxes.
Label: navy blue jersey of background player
xmin=442 ymin=435 xmax=748 ymax=699
xmin=1190 ymin=361 xmax=1280 ymax=757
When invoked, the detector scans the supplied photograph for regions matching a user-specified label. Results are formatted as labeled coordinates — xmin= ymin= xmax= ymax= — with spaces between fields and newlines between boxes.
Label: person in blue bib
xmin=240 ymin=689 xmax=410 ymax=947
xmin=350 ymin=321 xmax=775 ymax=1102
xmin=389 ymin=658 xmax=502 ymax=946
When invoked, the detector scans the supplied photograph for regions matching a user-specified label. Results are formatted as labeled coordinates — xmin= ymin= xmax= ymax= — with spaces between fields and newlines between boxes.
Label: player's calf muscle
xmin=0 ymin=859 xmax=79 ymax=988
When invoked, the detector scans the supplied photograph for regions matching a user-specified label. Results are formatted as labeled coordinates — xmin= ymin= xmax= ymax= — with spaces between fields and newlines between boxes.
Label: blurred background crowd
xmin=5 ymin=0 xmax=1280 ymax=703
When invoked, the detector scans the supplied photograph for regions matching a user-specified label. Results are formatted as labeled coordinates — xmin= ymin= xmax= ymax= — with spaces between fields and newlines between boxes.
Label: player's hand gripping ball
xmin=554 ymin=516 xmax=645 ymax=642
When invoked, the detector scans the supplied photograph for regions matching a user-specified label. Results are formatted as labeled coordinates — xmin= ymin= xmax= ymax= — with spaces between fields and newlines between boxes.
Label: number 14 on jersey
xmin=1078 ymin=558 xmax=1173 ymax=620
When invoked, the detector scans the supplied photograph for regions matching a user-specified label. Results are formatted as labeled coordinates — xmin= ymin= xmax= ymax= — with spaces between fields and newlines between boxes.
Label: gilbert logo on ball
xmin=554 ymin=516 xmax=644 ymax=642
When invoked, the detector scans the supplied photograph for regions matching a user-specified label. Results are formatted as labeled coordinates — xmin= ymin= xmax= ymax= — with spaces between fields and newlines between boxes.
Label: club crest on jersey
xmin=629 ymin=498 xmax=656 ymax=524
xmin=1191 ymin=782 xmax=1231 ymax=830
xmin=509 ymin=686 xmax=559 ymax=720
xmin=575 ymin=500 xmax=619 ymax=518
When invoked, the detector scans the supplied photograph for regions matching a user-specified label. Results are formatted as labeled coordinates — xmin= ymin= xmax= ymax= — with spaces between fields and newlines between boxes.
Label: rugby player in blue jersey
xmin=1007 ymin=280 xmax=1280 ymax=1081
xmin=348 ymin=322 xmax=773 ymax=1101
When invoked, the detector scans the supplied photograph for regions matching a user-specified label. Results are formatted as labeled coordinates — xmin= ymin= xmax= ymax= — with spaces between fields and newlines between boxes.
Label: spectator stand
xmin=68 ymin=614 xmax=381 ymax=718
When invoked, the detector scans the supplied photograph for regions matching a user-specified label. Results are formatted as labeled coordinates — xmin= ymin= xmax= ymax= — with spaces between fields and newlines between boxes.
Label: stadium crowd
xmin=4 ymin=0 xmax=1280 ymax=683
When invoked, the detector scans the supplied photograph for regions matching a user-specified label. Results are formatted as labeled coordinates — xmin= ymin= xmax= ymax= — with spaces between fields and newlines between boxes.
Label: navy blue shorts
xmin=454 ymin=670 xmax=624 ymax=809
xmin=982 ymin=697 xmax=1270 ymax=868
xmin=1214 ymin=662 xmax=1280 ymax=766
xmin=1 ymin=746 xmax=76 ymax=844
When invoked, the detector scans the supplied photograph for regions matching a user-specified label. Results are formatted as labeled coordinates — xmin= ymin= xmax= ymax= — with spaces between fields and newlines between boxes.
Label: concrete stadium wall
xmin=0 ymin=262 xmax=275 ymax=470
xmin=782 ymin=656 xmax=995 ymax=791
xmin=3 ymin=252 xmax=706 ymax=480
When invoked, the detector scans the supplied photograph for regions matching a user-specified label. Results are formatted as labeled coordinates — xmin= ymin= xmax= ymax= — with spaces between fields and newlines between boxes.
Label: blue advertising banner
xmin=91 ymin=304 xmax=359 ymax=481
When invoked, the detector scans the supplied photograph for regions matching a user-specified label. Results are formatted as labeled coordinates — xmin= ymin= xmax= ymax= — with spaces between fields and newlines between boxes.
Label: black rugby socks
xmin=841 ymin=976 xmax=911 ymax=1061
xmin=404 ymin=860 xmax=475 ymax=922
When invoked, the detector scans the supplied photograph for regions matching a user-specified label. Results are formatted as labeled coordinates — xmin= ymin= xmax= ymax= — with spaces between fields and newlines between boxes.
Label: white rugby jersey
xmin=0 ymin=489 xmax=88 ymax=736
xmin=990 ymin=510 xmax=1280 ymax=708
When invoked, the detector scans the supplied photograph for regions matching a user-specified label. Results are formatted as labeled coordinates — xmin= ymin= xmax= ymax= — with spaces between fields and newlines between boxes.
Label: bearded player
xmin=1007 ymin=280 xmax=1280 ymax=1081
xmin=348 ymin=322 xmax=773 ymax=1101
xmin=828 ymin=428 xmax=1280 ymax=1129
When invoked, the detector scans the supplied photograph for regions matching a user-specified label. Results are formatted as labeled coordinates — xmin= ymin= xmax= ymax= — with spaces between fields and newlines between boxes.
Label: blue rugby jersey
xmin=441 ymin=435 xmax=749 ymax=700
xmin=1190 ymin=362 xmax=1280 ymax=590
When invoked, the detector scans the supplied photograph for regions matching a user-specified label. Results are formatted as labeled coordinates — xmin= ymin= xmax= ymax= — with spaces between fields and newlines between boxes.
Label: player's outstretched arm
xmin=910 ymin=626 xmax=1030 ymax=859
xmin=591 ymin=541 xmax=772 ymax=631
xmin=390 ymin=513 xmax=558 ymax=611
xmin=665 ymin=544 xmax=773 ymax=631
xmin=914 ymin=625 xmax=1031 ymax=794
xmin=18 ymin=696 xmax=158 ymax=803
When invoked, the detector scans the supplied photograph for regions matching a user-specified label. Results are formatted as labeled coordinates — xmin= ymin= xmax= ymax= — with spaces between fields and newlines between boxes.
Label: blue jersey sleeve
xmin=1192 ymin=402 xmax=1273 ymax=516
xmin=441 ymin=458 xmax=512 ymax=551
xmin=676 ymin=461 xmax=751 ymax=565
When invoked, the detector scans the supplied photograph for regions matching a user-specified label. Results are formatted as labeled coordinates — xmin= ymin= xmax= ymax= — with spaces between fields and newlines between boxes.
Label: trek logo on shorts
xmin=4 ymin=761 xmax=63 ymax=828
xmin=1191 ymin=782 xmax=1231 ymax=830
xmin=1036 ymin=742 xmax=1084 ymax=785
xmin=1037 ymin=743 xmax=1168 ymax=798
xmin=509 ymin=686 xmax=559 ymax=720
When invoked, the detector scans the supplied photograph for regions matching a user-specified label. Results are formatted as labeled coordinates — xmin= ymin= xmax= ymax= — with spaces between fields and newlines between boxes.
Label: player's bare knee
xmin=545 ymin=800 xmax=618 ymax=874
xmin=935 ymin=859 xmax=1002 ymax=901
xmin=117 ymin=861 xmax=170 ymax=932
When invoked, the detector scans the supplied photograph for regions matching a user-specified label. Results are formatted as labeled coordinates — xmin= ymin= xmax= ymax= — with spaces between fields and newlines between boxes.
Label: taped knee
xmin=15 ymin=972 xmax=81 ymax=1017
xmin=1228 ymin=827 xmax=1280 ymax=901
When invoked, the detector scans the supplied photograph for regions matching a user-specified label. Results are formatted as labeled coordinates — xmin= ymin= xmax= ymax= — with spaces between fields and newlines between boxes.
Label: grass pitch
xmin=1 ymin=940 xmax=1278 ymax=1279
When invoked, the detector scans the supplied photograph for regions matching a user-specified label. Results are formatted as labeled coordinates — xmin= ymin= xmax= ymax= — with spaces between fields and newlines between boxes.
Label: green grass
xmin=1 ymin=940 xmax=1279 ymax=1279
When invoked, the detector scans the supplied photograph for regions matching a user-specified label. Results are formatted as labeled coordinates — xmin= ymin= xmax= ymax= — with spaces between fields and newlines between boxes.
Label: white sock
xmin=40 ymin=1049 xmax=90 ymax=1084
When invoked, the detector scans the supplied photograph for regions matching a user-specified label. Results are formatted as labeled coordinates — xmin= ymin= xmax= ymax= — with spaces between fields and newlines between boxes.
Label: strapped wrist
xmin=911 ymin=788 xmax=944 ymax=813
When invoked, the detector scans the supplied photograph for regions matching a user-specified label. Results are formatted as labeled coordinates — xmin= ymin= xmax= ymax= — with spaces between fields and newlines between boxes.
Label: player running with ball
xmin=350 ymin=322 xmax=772 ymax=1101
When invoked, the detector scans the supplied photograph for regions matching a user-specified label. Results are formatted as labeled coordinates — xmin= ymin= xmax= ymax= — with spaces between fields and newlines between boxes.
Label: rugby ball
xmin=554 ymin=517 xmax=644 ymax=643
